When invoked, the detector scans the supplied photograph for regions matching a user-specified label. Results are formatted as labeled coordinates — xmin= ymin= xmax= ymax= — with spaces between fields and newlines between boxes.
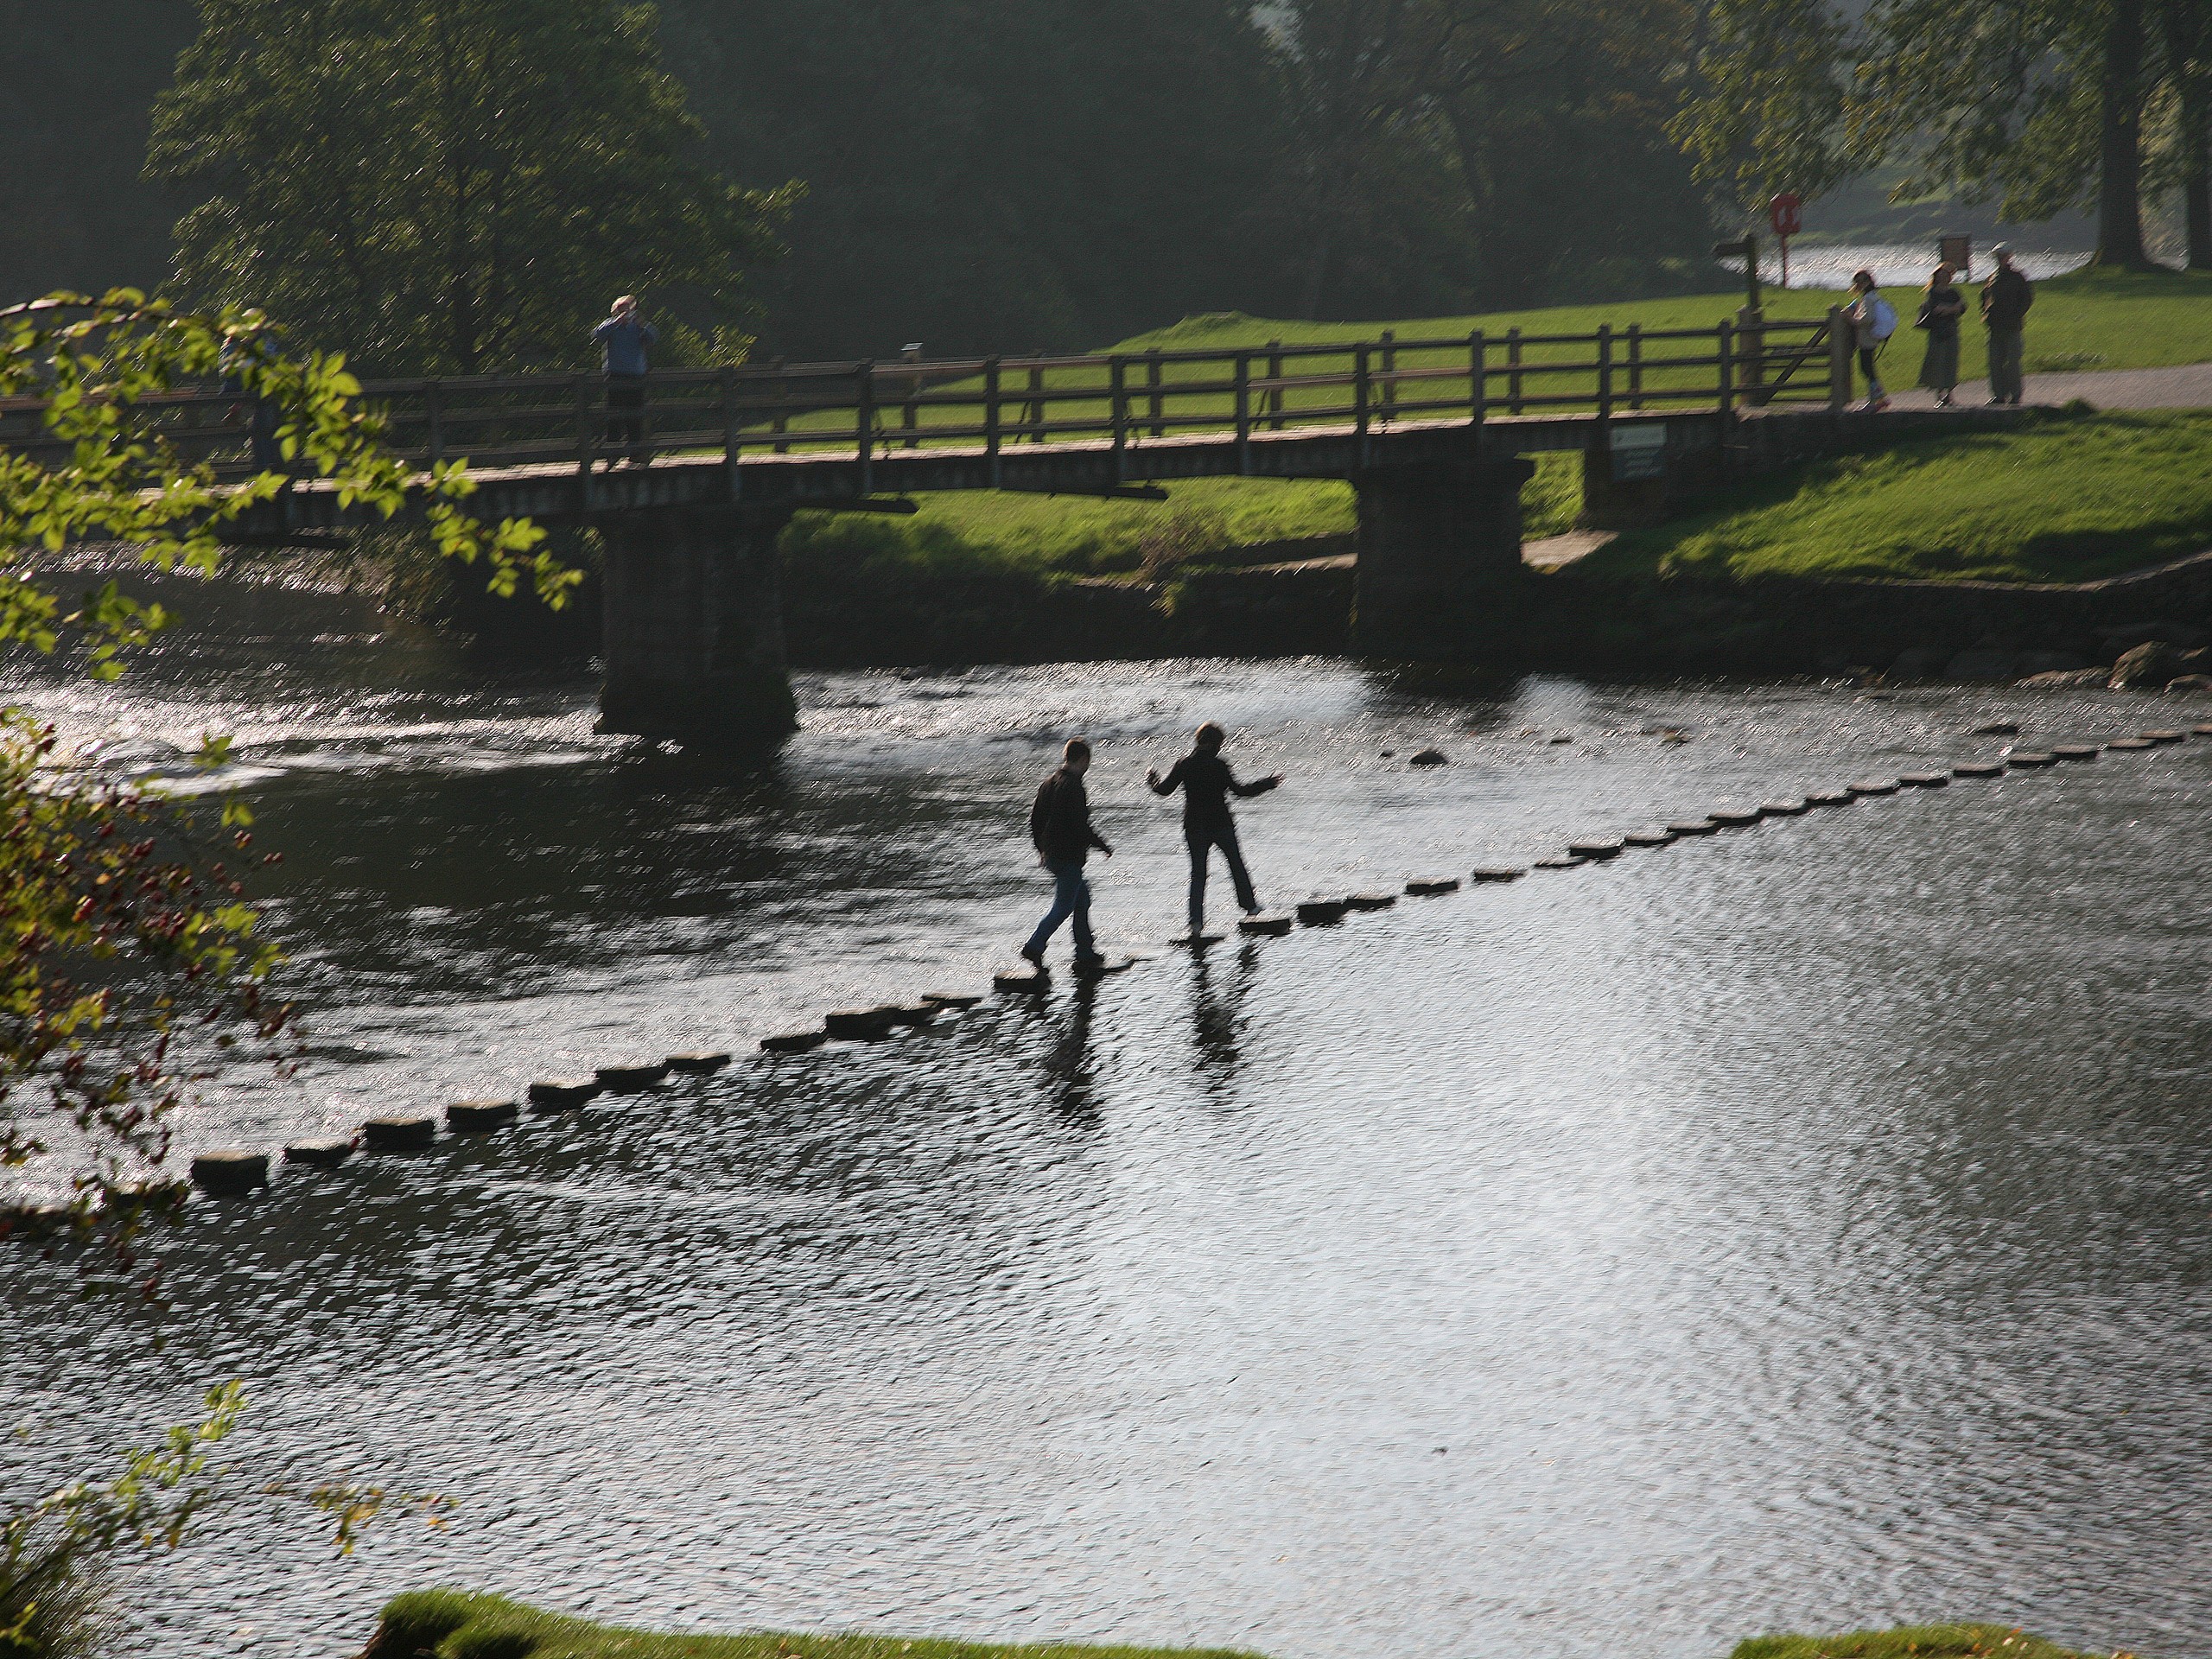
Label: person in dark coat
xmin=1021 ymin=737 xmax=1112 ymax=971
xmin=1915 ymin=263 xmax=1967 ymax=405
xmin=1147 ymin=721 xmax=1281 ymax=937
xmin=1981 ymin=245 xmax=2034 ymax=405
xmin=590 ymin=294 xmax=658 ymax=463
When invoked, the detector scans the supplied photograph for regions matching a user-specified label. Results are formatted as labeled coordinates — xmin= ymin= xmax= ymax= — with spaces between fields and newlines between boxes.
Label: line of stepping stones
xmin=9 ymin=721 xmax=2204 ymax=1225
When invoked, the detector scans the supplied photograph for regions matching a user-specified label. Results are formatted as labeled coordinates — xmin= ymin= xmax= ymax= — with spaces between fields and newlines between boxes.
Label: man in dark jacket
xmin=1147 ymin=721 xmax=1281 ymax=936
xmin=1021 ymin=737 xmax=1113 ymax=970
xmin=1981 ymin=245 xmax=2033 ymax=406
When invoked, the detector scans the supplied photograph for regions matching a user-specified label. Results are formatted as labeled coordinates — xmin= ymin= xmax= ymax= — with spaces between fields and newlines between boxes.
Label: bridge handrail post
xmin=1109 ymin=355 xmax=1128 ymax=483
xmin=1626 ymin=324 xmax=1643 ymax=411
xmin=1146 ymin=348 xmax=1164 ymax=440
xmin=1468 ymin=329 xmax=1486 ymax=430
xmin=1353 ymin=343 xmax=1370 ymax=458
xmin=1233 ymin=352 xmax=1252 ymax=474
xmin=1826 ymin=306 xmax=1850 ymax=413
xmin=721 ymin=365 xmax=740 ymax=500
xmin=772 ymin=356 xmax=790 ymax=454
xmin=425 ymin=378 xmax=443 ymax=468
xmin=1507 ymin=327 xmax=1524 ymax=415
xmin=1716 ymin=321 xmax=1735 ymax=417
xmin=573 ymin=373 xmax=595 ymax=488
xmin=1595 ymin=324 xmax=1613 ymax=423
xmin=1380 ymin=329 xmax=1396 ymax=424
xmin=984 ymin=356 xmax=1003 ymax=487
xmin=1027 ymin=359 xmax=1045 ymax=444
xmin=856 ymin=360 xmax=876 ymax=495
xmin=1266 ymin=339 xmax=1283 ymax=429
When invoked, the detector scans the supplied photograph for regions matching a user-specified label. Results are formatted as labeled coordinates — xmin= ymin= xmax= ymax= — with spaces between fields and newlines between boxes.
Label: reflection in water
xmin=3 ymin=582 xmax=2212 ymax=1659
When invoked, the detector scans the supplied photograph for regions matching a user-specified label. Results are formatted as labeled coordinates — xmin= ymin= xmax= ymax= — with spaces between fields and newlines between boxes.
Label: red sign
xmin=1770 ymin=191 xmax=1803 ymax=238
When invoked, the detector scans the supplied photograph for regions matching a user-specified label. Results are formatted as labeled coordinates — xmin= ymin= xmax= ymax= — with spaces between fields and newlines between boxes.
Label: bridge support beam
xmin=1352 ymin=458 xmax=1536 ymax=659
xmin=597 ymin=504 xmax=798 ymax=749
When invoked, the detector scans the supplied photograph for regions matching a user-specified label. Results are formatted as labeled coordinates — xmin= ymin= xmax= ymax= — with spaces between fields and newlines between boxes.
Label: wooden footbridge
xmin=9 ymin=309 xmax=1890 ymax=744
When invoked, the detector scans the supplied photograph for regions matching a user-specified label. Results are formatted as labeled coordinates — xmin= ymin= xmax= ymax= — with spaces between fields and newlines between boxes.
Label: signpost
xmin=1610 ymin=423 xmax=1666 ymax=483
xmin=1769 ymin=192 xmax=1802 ymax=289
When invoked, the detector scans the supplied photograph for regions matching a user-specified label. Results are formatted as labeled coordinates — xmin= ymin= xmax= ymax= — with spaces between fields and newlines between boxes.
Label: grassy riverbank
xmin=365 ymin=1596 xmax=2120 ymax=1659
xmin=1580 ymin=409 xmax=2212 ymax=585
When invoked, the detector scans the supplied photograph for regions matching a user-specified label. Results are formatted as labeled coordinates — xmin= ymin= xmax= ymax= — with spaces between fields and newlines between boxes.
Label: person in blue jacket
xmin=591 ymin=295 xmax=658 ymax=463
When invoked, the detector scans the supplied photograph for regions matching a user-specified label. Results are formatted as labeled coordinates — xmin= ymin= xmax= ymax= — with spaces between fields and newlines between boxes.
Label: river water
xmin=4 ymin=577 xmax=2211 ymax=1659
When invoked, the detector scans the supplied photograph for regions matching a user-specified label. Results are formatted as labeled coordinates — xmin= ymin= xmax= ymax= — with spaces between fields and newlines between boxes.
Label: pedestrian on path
xmin=591 ymin=295 xmax=658 ymax=465
xmin=1847 ymin=269 xmax=1896 ymax=410
xmin=1982 ymin=245 xmax=2034 ymax=405
xmin=1147 ymin=722 xmax=1281 ymax=938
xmin=1915 ymin=262 xmax=1968 ymax=406
xmin=1022 ymin=737 xmax=1113 ymax=972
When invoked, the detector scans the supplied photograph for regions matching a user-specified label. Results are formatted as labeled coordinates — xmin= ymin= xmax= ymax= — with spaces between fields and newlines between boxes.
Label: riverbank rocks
xmin=1758 ymin=799 xmax=1808 ymax=816
xmin=667 ymin=1052 xmax=732 ymax=1074
xmin=597 ymin=1060 xmax=671 ymax=1092
xmin=824 ymin=1007 xmax=899 ymax=1039
xmin=761 ymin=1030 xmax=827 ymax=1053
xmin=1667 ymin=819 xmax=1719 ymax=836
xmin=364 ymin=1115 xmax=436 ymax=1153
xmin=1471 ymin=864 xmax=1529 ymax=879
xmin=920 ymin=991 xmax=982 ymax=1008
xmin=2018 ymin=667 xmax=2108 ymax=689
xmin=1952 ymin=762 xmax=2005 ymax=778
xmin=2112 ymin=641 xmax=2183 ymax=689
xmin=1405 ymin=877 xmax=1461 ymax=896
xmin=191 ymin=1149 xmax=268 ymax=1194
xmin=1408 ymin=748 xmax=1449 ymax=767
xmin=1345 ymin=891 xmax=1399 ymax=909
xmin=447 ymin=1100 xmax=518 ymax=1133
xmin=994 ymin=964 xmax=1049 ymax=992
xmin=2006 ymin=751 xmax=2057 ymax=767
xmin=2107 ymin=737 xmax=2155 ymax=751
xmin=284 ymin=1137 xmax=353 ymax=1168
xmin=1567 ymin=837 xmax=1626 ymax=858
xmin=1 ymin=1200 xmax=74 ymax=1237
xmin=1847 ymin=779 xmax=1901 ymax=795
xmin=1296 ymin=899 xmax=1351 ymax=925
xmin=528 ymin=1077 xmax=602 ymax=1111
xmin=1898 ymin=772 xmax=1950 ymax=788
xmin=1238 ymin=912 xmax=1295 ymax=935
xmin=2168 ymin=674 xmax=2212 ymax=692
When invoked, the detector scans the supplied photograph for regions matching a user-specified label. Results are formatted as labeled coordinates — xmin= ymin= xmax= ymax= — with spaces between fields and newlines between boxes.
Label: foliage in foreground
xmin=1582 ymin=410 xmax=2212 ymax=586
xmin=368 ymin=1591 xmax=1262 ymax=1659
xmin=1732 ymin=1622 xmax=2123 ymax=1659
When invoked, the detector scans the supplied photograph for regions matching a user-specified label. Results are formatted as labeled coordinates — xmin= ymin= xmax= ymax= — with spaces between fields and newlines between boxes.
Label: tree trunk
xmin=2094 ymin=0 xmax=2152 ymax=268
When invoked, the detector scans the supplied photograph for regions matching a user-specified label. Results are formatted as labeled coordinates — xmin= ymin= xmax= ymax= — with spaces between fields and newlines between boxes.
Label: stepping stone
xmin=1974 ymin=721 xmax=2020 ymax=736
xmin=284 ymin=1137 xmax=353 ymax=1169
xmin=1 ymin=1200 xmax=76 ymax=1236
xmin=2194 ymin=724 xmax=2212 ymax=735
xmin=1344 ymin=892 xmax=1400 ymax=909
xmin=1709 ymin=807 xmax=1762 ymax=825
xmin=1951 ymin=762 xmax=2005 ymax=779
xmin=1666 ymin=819 xmax=1719 ymax=836
xmin=993 ymin=965 xmax=1050 ymax=992
xmin=1847 ymin=779 xmax=1901 ymax=795
xmin=363 ymin=1115 xmax=436 ymax=1153
xmin=1404 ymin=877 xmax=1461 ymax=896
xmin=1534 ymin=854 xmax=1586 ymax=870
xmin=823 ymin=1007 xmax=898 ymax=1039
xmin=1897 ymin=772 xmax=1950 ymax=788
xmin=1408 ymin=748 xmax=1449 ymax=766
xmin=1758 ymin=799 xmax=1808 ymax=816
xmin=1237 ymin=912 xmax=1295 ymax=935
xmin=1622 ymin=830 xmax=1675 ymax=848
xmin=447 ymin=1100 xmax=518 ymax=1133
xmin=2141 ymin=728 xmax=2186 ymax=743
xmin=760 ymin=1031 xmax=827 ymax=1053
xmin=2105 ymin=738 xmax=2154 ymax=753
xmin=190 ymin=1149 xmax=269 ymax=1194
xmin=1566 ymin=837 xmax=1626 ymax=858
xmin=667 ymin=1051 xmax=732 ymax=1074
xmin=883 ymin=1003 xmax=938 ymax=1026
xmin=528 ymin=1077 xmax=602 ymax=1111
xmin=2049 ymin=745 xmax=2100 ymax=761
xmin=2006 ymin=751 xmax=2057 ymax=766
xmin=919 ymin=991 xmax=982 ymax=1008
xmin=1296 ymin=899 xmax=1351 ymax=925
xmin=1471 ymin=865 xmax=1529 ymax=880
xmin=597 ymin=1060 xmax=671 ymax=1092
xmin=1805 ymin=789 xmax=1856 ymax=805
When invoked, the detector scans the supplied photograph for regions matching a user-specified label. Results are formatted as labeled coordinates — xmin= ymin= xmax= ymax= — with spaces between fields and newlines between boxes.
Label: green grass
xmin=1580 ymin=410 xmax=2212 ymax=585
xmin=368 ymin=1592 xmax=1262 ymax=1659
xmin=1731 ymin=1623 xmax=2116 ymax=1659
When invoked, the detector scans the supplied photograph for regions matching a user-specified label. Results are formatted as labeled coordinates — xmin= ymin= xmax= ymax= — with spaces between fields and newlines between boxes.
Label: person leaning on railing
xmin=590 ymin=295 xmax=658 ymax=466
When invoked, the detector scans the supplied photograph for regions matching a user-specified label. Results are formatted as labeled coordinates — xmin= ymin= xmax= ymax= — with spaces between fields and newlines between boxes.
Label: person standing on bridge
xmin=1981 ymin=245 xmax=2034 ymax=406
xmin=592 ymin=295 xmax=658 ymax=465
xmin=1148 ymin=722 xmax=1281 ymax=939
xmin=1022 ymin=737 xmax=1113 ymax=974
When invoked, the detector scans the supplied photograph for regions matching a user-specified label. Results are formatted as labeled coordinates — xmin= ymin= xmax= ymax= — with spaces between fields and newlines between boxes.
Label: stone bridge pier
xmin=1352 ymin=456 xmax=1536 ymax=659
xmin=597 ymin=503 xmax=798 ymax=748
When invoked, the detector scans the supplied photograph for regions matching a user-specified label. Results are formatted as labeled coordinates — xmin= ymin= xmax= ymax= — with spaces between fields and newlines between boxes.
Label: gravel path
xmin=1879 ymin=359 xmax=2212 ymax=410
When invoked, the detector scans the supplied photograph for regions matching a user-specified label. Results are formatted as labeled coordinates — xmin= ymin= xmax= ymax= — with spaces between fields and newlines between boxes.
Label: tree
xmin=1669 ymin=0 xmax=1859 ymax=213
xmin=146 ymin=0 xmax=798 ymax=375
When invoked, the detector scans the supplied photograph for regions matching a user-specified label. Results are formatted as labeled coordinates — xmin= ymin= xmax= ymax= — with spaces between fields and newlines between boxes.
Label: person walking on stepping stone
xmin=1147 ymin=722 xmax=1281 ymax=938
xmin=1022 ymin=737 xmax=1112 ymax=973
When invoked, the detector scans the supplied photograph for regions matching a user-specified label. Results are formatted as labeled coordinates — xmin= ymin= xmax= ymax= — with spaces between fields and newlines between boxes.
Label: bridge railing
xmin=0 ymin=314 xmax=1841 ymax=485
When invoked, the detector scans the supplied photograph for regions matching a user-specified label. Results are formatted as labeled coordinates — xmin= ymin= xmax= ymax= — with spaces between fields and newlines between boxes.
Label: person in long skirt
xmin=1916 ymin=263 xmax=1967 ymax=406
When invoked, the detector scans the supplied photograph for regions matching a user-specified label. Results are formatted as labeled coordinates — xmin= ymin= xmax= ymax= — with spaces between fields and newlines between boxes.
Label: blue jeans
xmin=1025 ymin=860 xmax=1094 ymax=959
xmin=1186 ymin=824 xmax=1258 ymax=931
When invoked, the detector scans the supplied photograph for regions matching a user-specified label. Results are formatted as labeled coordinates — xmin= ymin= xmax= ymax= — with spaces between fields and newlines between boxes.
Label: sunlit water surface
xmin=4 ymin=579 xmax=2210 ymax=1659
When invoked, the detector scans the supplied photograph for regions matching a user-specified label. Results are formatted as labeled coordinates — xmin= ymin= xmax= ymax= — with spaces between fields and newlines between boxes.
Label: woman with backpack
xmin=1847 ymin=269 xmax=1896 ymax=411
xmin=1914 ymin=263 xmax=1967 ymax=407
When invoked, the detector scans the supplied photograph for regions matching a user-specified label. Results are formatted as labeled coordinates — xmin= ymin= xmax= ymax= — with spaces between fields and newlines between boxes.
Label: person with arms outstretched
xmin=1022 ymin=737 xmax=1112 ymax=973
xmin=1148 ymin=722 xmax=1281 ymax=938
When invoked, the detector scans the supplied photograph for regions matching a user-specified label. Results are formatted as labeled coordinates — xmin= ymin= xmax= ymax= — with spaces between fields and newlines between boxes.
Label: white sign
xmin=1610 ymin=423 xmax=1666 ymax=481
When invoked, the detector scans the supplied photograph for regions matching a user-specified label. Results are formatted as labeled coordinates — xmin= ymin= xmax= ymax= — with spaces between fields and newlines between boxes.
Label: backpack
xmin=1865 ymin=295 xmax=1898 ymax=342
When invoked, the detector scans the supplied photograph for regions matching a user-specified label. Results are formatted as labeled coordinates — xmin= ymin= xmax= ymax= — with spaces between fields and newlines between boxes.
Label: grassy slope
xmin=796 ymin=269 xmax=2212 ymax=580
xmin=1580 ymin=410 xmax=2212 ymax=585
xmin=1731 ymin=1624 xmax=2115 ymax=1659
